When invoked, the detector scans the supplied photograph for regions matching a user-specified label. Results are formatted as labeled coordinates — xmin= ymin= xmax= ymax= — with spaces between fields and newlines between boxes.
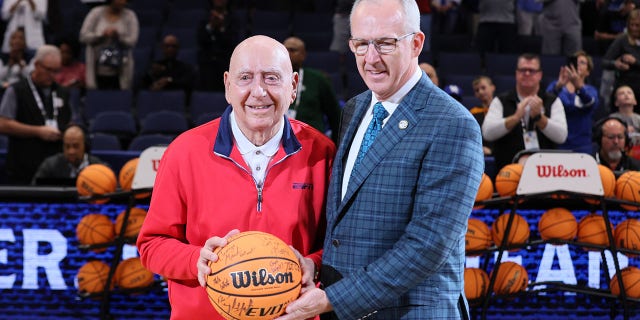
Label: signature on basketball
xmin=217 ymin=244 xmax=256 ymax=265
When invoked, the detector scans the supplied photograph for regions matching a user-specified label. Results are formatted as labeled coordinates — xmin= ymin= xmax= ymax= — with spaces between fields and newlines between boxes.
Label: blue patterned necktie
xmin=354 ymin=102 xmax=389 ymax=169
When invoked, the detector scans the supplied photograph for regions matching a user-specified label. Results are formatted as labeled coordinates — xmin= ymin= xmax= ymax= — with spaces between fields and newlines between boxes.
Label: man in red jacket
xmin=137 ymin=35 xmax=336 ymax=320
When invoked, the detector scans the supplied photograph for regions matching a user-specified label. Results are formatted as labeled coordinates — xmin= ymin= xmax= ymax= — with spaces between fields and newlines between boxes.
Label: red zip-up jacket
xmin=137 ymin=107 xmax=336 ymax=319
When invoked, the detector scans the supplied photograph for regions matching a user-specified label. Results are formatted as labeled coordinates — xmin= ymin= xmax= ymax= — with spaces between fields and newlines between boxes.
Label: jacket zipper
xmin=216 ymin=148 xmax=301 ymax=213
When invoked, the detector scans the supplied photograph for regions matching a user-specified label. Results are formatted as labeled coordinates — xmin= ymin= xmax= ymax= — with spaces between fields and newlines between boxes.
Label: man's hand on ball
xmin=197 ymin=229 xmax=240 ymax=287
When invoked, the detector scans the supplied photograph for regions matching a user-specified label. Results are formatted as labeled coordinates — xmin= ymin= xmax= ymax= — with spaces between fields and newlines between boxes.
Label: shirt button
xmin=332 ymin=239 xmax=340 ymax=247
xmin=256 ymin=166 xmax=261 ymax=171
xmin=256 ymin=150 xmax=262 ymax=155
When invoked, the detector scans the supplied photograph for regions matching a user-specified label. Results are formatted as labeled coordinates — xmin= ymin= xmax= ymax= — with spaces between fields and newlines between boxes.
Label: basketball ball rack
xmin=472 ymin=152 xmax=640 ymax=320
xmin=76 ymin=147 xmax=165 ymax=320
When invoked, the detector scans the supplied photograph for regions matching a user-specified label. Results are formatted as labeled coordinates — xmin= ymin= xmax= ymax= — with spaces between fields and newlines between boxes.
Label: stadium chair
xmin=84 ymin=90 xmax=134 ymax=122
xmin=492 ymin=75 xmax=516 ymax=93
xmin=0 ymin=134 xmax=7 ymax=149
xmin=90 ymin=133 xmax=122 ymax=151
xmin=136 ymin=90 xmax=186 ymax=120
xmin=166 ymin=9 xmax=208 ymax=28
xmin=295 ymin=32 xmax=332 ymax=51
xmin=437 ymin=52 xmax=483 ymax=76
xmin=89 ymin=111 xmax=138 ymax=149
xmin=304 ymin=51 xmax=342 ymax=74
xmin=194 ymin=112 xmax=220 ymax=126
xmin=189 ymin=91 xmax=229 ymax=125
xmin=443 ymin=74 xmax=476 ymax=97
xmin=251 ymin=10 xmax=292 ymax=32
xmin=128 ymin=134 xmax=174 ymax=151
xmin=484 ymin=53 xmax=519 ymax=76
xmin=139 ymin=110 xmax=189 ymax=137
xmin=292 ymin=12 xmax=332 ymax=34
xmin=135 ymin=9 xmax=164 ymax=28
xmin=161 ymin=27 xmax=198 ymax=49
xmin=540 ymin=55 xmax=567 ymax=76
xmin=137 ymin=27 xmax=160 ymax=48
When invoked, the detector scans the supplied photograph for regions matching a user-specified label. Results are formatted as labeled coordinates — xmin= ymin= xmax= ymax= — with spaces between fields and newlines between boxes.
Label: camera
xmin=566 ymin=56 xmax=578 ymax=69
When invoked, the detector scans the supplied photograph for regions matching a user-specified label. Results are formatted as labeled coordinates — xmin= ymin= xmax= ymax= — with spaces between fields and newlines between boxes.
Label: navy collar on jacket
xmin=213 ymin=105 xmax=302 ymax=156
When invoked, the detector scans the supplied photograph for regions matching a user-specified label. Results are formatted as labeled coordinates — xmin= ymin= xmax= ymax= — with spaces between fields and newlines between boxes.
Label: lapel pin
xmin=399 ymin=120 xmax=409 ymax=129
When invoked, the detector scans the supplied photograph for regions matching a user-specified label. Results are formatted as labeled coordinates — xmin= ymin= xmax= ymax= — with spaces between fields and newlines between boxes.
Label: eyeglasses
xmin=516 ymin=68 xmax=540 ymax=75
xmin=349 ymin=32 xmax=415 ymax=56
xmin=604 ymin=134 xmax=625 ymax=140
xmin=38 ymin=63 xmax=60 ymax=74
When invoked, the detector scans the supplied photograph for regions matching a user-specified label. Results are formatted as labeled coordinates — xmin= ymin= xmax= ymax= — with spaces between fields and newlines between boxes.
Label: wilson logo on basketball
xmin=536 ymin=165 xmax=587 ymax=178
xmin=230 ymin=268 xmax=295 ymax=288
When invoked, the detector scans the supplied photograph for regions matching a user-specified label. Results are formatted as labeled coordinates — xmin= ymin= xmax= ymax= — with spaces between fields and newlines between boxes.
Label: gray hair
xmin=33 ymin=45 xmax=61 ymax=63
xmin=351 ymin=0 xmax=421 ymax=34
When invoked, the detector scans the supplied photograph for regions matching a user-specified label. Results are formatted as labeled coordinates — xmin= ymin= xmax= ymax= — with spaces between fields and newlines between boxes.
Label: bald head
xmin=229 ymin=36 xmax=293 ymax=75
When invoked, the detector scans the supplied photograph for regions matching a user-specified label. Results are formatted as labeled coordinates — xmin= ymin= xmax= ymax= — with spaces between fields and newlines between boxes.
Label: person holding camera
xmin=546 ymin=50 xmax=598 ymax=154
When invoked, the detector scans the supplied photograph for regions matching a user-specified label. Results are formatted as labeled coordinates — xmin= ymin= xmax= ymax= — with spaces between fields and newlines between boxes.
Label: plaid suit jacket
xmin=321 ymin=73 xmax=484 ymax=320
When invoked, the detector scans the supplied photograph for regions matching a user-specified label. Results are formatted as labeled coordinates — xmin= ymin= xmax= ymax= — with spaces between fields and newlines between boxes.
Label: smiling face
xmin=224 ymin=36 xmax=298 ymax=144
xmin=349 ymin=0 xmax=424 ymax=101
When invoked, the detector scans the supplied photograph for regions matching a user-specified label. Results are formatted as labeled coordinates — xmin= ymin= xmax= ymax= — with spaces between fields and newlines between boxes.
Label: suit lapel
xmin=333 ymin=74 xmax=431 ymax=223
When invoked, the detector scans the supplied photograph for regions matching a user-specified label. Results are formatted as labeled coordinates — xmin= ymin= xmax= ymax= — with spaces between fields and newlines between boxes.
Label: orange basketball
xmin=118 ymin=158 xmax=150 ymax=199
xmin=491 ymin=212 xmax=530 ymax=248
xmin=577 ymin=213 xmax=613 ymax=250
xmin=206 ymin=231 xmax=302 ymax=320
xmin=474 ymin=173 xmax=494 ymax=209
xmin=538 ymin=207 xmax=578 ymax=241
xmin=76 ymin=164 xmax=117 ymax=204
xmin=495 ymin=164 xmax=523 ymax=197
xmin=466 ymin=218 xmax=492 ymax=254
xmin=615 ymin=171 xmax=640 ymax=211
xmin=491 ymin=261 xmax=528 ymax=295
xmin=115 ymin=257 xmax=155 ymax=290
xmin=114 ymin=207 xmax=147 ymax=239
xmin=586 ymin=165 xmax=616 ymax=205
xmin=610 ymin=266 xmax=640 ymax=298
xmin=76 ymin=260 xmax=112 ymax=294
xmin=76 ymin=213 xmax=115 ymax=251
xmin=615 ymin=218 xmax=640 ymax=253
xmin=464 ymin=267 xmax=489 ymax=301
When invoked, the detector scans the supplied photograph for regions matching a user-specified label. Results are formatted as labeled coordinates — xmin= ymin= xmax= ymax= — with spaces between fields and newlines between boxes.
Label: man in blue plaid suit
xmin=276 ymin=0 xmax=485 ymax=319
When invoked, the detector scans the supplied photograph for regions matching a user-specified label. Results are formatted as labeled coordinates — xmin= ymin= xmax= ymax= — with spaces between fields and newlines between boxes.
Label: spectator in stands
xmin=31 ymin=124 xmax=105 ymax=185
xmin=79 ymin=0 xmax=139 ymax=90
xmin=329 ymin=0 xmax=356 ymax=55
xmin=419 ymin=62 xmax=439 ymax=86
xmin=143 ymin=34 xmax=195 ymax=92
xmin=1 ymin=0 xmax=46 ymax=54
xmin=54 ymin=37 xmax=85 ymax=89
xmin=475 ymin=0 xmax=517 ymax=55
xmin=593 ymin=116 xmax=640 ymax=171
xmin=516 ymin=0 xmax=542 ymax=35
xmin=197 ymin=0 xmax=234 ymax=91
xmin=595 ymin=0 xmax=635 ymax=55
xmin=416 ymin=0 xmax=431 ymax=13
xmin=482 ymin=53 xmax=568 ymax=171
xmin=137 ymin=35 xmax=336 ymax=319
xmin=539 ymin=0 xmax=582 ymax=55
xmin=470 ymin=75 xmax=496 ymax=155
xmin=546 ymin=50 xmax=598 ymax=154
xmin=603 ymin=9 xmax=640 ymax=110
xmin=610 ymin=84 xmax=640 ymax=132
xmin=283 ymin=36 xmax=341 ymax=143
xmin=0 ymin=28 xmax=32 ymax=90
xmin=0 ymin=45 xmax=72 ymax=185
xmin=431 ymin=0 xmax=461 ymax=35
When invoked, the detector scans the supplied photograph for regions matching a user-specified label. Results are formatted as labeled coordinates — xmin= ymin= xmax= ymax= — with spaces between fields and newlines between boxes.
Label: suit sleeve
xmin=325 ymin=108 xmax=484 ymax=318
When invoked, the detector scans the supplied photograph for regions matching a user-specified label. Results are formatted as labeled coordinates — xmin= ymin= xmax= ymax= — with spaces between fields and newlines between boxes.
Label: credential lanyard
xmin=27 ymin=75 xmax=58 ymax=128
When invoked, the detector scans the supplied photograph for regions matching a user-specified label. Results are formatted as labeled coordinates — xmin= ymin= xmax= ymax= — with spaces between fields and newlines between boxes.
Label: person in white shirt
xmin=482 ymin=52 xmax=568 ymax=171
